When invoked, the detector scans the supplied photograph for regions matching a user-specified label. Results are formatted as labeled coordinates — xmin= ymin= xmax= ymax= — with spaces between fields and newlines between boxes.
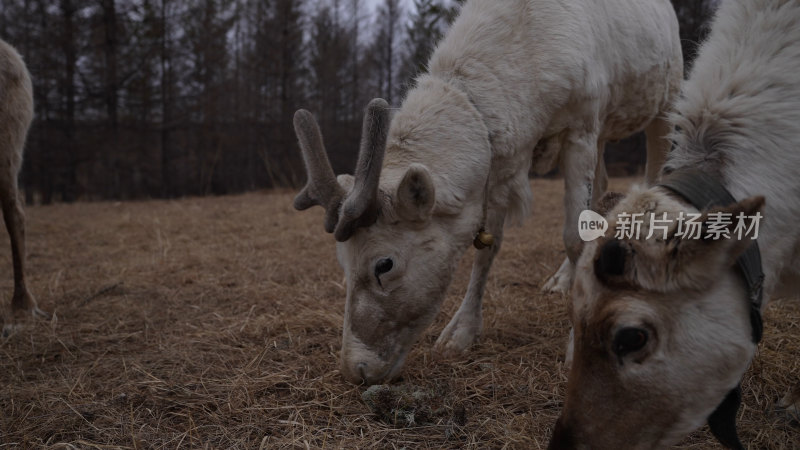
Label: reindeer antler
xmin=334 ymin=98 xmax=390 ymax=241
xmin=293 ymin=109 xmax=346 ymax=234
xmin=293 ymin=98 xmax=390 ymax=242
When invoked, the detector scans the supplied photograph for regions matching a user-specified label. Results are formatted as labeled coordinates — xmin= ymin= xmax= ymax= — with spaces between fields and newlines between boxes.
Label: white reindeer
xmin=550 ymin=0 xmax=800 ymax=448
xmin=0 ymin=38 xmax=45 ymax=334
xmin=293 ymin=0 xmax=682 ymax=384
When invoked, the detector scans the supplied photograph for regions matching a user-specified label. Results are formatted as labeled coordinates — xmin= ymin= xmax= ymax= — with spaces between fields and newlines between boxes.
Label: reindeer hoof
xmin=2 ymin=323 xmax=15 ymax=338
xmin=434 ymin=317 xmax=481 ymax=357
xmin=1 ymin=303 xmax=51 ymax=337
xmin=542 ymin=272 xmax=572 ymax=294
xmin=32 ymin=306 xmax=51 ymax=320
xmin=777 ymin=386 xmax=800 ymax=424
xmin=542 ymin=257 xmax=574 ymax=294
xmin=433 ymin=334 xmax=476 ymax=357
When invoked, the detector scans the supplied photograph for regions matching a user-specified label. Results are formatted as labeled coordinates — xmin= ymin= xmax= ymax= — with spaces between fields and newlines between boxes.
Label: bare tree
xmin=398 ymin=0 xmax=449 ymax=97
xmin=0 ymin=0 xmax=720 ymax=201
xmin=160 ymin=0 xmax=173 ymax=197
xmin=371 ymin=0 xmax=402 ymax=105
xmin=58 ymin=0 xmax=79 ymax=202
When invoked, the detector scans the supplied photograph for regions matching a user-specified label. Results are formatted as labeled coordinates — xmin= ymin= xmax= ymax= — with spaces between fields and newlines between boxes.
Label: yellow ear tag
xmin=473 ymin=230 xmax=494 ymax=249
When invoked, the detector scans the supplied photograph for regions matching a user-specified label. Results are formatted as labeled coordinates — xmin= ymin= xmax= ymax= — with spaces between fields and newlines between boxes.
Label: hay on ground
xmin=0 ymin=178 xmax=797 ymax=448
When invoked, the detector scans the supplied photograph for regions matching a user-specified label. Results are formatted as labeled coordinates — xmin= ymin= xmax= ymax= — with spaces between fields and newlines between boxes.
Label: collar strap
xmin=659 ymin=169 xmax=762 ymax=450
xmin=707 ymin=384 xmax=745 ymax=450
xmin=657 ymin=168 xmax=764 ymax=344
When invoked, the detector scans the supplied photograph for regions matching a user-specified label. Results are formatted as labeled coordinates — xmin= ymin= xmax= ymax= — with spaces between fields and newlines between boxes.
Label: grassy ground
xmin=0 ymin=178 xmax=797 ymax=449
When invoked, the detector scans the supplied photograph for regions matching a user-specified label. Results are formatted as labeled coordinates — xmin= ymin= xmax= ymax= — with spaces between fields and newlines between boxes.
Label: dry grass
xmin=0 ymin=178 xmax=797 ymax=449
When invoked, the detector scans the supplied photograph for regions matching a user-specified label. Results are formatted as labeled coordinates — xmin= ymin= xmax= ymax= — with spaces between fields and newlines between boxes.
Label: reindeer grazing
xmin=0 ymin=38 xmax=45 ymax=334
xmin=550 ymin=0 xmax=800 ymax=448
xmin=293 ymin=0 xmax=682 ymax=385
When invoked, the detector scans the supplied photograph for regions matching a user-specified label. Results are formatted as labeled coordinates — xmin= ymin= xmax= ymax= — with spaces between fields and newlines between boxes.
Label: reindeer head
xmin=293 ymin=96 xmax=488 ymax=384
xmin=550 ymin=186 xmax=765 ymax=449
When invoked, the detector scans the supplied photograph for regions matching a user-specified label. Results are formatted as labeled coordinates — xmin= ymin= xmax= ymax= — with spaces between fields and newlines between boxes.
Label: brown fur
xmin=594 ymin=191 xmax=625 ymax=217
xmin=595 ymin=193 xmax=764 ymax=294
xmin=556 ymin=186 xmax=766 ymax=448
xmin=553 ymin=296 xmax=684 ymax=449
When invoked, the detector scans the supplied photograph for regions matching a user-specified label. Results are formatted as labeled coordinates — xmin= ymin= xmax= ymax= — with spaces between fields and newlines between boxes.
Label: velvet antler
xmin=293 ymin=109 xmax=346 ymax=234
xmin=334 ymin=98 xmax=390 ymax=241
xmin=293 ymin=98 xmax=390 ymax=241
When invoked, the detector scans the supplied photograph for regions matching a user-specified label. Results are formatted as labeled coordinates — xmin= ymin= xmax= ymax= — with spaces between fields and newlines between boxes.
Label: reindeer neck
xmin=429 ymin=75 xmax=495 ymax=242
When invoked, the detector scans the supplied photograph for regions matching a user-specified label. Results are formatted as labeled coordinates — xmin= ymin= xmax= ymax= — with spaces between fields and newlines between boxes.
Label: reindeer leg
xmin=1 ymin=177 xmax=47 ymax=336
xmin=543 ymin=137 xmax=603 ymax=294
xmin=644 ymin=115 xmax=671 ymax=185
xmin=545 ymin=115 xmax=662 ymax=298
xmin=434 ymin=208 xmax=506 ymax=356
xmin=551 ymin=137 xmax=601 ymax=367
xmin=593 ymin=141 xmax=608 ymax=206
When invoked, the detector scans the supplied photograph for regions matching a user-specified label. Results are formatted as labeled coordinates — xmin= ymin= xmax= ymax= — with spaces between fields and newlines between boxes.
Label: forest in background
xmin=0 ymin=0 xmax=717 ymax=203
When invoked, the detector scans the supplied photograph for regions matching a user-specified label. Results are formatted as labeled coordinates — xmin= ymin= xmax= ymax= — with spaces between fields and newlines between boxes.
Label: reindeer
xmin=550 ymin=0 xmax=800 ymax=448
xmin=293 ymin=0 xmax=682 ymax=384
xmin=0 ymin=38 xmax=45 ymax=334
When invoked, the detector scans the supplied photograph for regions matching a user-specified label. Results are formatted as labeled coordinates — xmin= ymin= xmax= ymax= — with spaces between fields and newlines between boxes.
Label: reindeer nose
xmin=356 ymin=362 xmax=386 ymax=385
xmin=341 ymin=359 xmax=380 ymax=385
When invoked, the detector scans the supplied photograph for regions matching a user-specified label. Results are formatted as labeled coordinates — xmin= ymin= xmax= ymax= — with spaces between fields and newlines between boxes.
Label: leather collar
xmin=658 ymin=168 xmax=764 ymax=450
xmin=658 ymin=168 xmax=764 ymax=343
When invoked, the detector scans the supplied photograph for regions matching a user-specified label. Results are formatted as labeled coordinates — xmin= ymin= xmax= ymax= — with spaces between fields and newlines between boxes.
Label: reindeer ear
xmin=696 ymin=196 xmax=765 ymax=262
xmin=670 ymin=196 xmax=765 ymax=289
xmin=396 ymin=164 xmax=436 ymax=223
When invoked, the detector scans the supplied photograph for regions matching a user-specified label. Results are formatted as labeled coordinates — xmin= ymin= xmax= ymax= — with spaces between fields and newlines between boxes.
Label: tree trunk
xmin=103 ymin=0 xmax=120 ymax=198
xmin=160 ymin=0 xmax=172 ymax=198
xmin=59 ymin=0 xmax=77 ymax=202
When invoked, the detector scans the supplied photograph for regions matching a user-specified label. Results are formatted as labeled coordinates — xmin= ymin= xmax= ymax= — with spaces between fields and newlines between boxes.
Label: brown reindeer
xmin=550 ymin=0 xmax=800 ymax=447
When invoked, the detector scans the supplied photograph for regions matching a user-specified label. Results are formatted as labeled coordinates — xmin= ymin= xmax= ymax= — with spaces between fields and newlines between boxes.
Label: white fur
xmin=333 ymin=0 xmax=682 ymax=384
xmin=667 ymin=0 xmax=800 ymax=302
xmin=0 ymin=38 xmax=44 ymax=334
xmin=554 ymin=0 xmax=800 ymax=447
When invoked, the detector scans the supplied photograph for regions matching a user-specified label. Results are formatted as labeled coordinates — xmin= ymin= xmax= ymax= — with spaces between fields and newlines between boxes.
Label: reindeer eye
xmin=613 ymin=327 xmax=648 ymax=357
xmin=374 ymin=258 xmax=394 ymax=279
